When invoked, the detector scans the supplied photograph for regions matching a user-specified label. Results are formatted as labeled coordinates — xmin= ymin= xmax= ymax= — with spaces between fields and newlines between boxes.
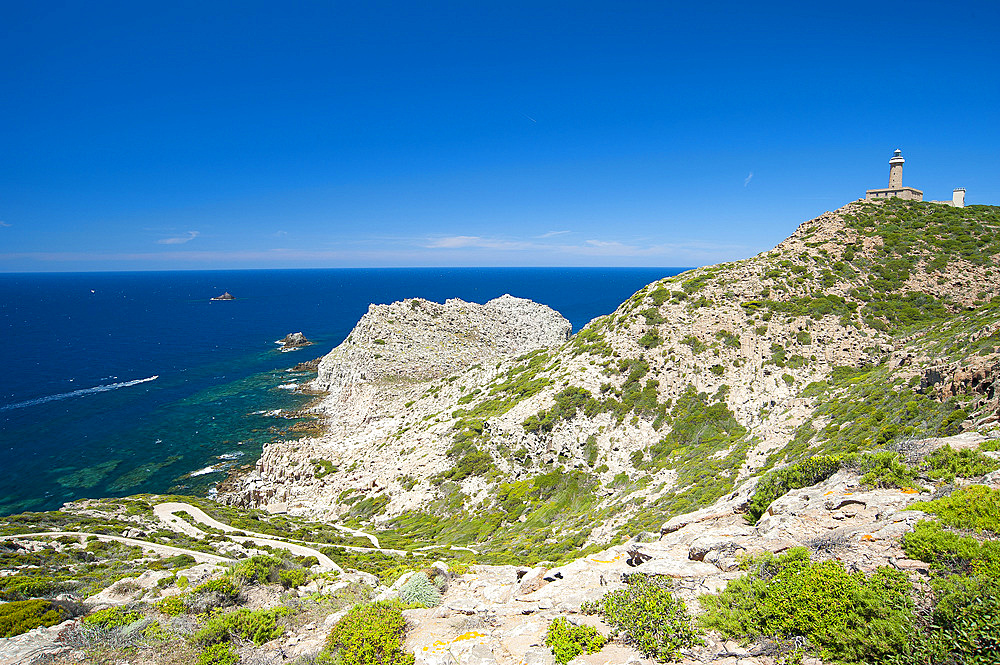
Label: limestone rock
xmin=278 ymin=331 xmax=312 ymax=350
xmin=313 ymin=295 xmax=571 ymax=391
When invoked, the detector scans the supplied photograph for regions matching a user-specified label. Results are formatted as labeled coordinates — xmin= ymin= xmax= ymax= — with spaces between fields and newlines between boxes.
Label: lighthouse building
xmin=865 ymin=149 xmax=924 ymax=202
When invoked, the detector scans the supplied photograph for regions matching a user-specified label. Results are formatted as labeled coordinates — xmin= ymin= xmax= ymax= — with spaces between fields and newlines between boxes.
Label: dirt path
xmin=0 ymin=532 xmax=233 ymax=565
xmin=152 ymin=502 xmax=409 ymax=568
xmin=153 ymin=502 xmax=381 ymax=548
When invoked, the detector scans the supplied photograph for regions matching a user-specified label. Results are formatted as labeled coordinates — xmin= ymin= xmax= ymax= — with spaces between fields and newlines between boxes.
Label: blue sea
xmin=0 ymin=268 xmax=684 ymax=515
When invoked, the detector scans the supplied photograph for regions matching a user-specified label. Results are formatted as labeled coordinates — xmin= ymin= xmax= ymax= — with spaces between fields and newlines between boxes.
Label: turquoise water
xmin=0 ymin=267 xmax=685 ymax=514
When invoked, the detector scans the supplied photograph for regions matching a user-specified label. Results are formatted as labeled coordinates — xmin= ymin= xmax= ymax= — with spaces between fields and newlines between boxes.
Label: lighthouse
xmin=865 ymin=149 xmax=923 ymax=202
xmin=888 ymin=149 xmax=905 ymax=189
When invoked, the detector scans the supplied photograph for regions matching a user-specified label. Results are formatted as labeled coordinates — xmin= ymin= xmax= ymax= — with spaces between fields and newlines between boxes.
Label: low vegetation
xmin=699 ymin=548 xmax=915 ymax=664
xmin=545 ymin=617 xmax=607 ymax=665
xmin=319 ymin=601 xmax=414 ymax=665
xmin=582 ymin=574 xmax=702 ymax=662
xmin=746 ymin=447 xmax=999 ymax=523
xmin=0 ymin=599 xmax=68 ymax=638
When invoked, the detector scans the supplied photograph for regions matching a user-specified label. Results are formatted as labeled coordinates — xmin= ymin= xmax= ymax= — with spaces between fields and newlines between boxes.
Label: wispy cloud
xmin=744 ymin=172 xmax=754 ymax=187
xmin=157 ymin=231 xmax=200 ymax=245
xmin=423 ymin=236 xmax=534 ymax=250
xmin=0 ymin=221 xmax=11 ymax=227
xmin=273 ymin=230 xmax=288 ymax=237
xmin=419 ymin=234 xmax=747 ymax=260
xmin=536 ymin=230 xmax=570 ymax=239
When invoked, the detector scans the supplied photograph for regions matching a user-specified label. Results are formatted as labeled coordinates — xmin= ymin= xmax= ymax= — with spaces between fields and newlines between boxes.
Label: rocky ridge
xmin=313 ymin=294 xmax=572 ymax=391
xmin=5 ymin=198 xmax=1000 ymax=664
xmin=220 ymin=200 xmax=1000 ymax=553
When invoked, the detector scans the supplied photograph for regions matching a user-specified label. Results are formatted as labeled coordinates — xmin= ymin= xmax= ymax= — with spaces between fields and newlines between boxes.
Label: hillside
xmin=221 ymin=198 xmax=1000 ymax=560
xmin=3 ymin=197 xmax=1000 ymax=665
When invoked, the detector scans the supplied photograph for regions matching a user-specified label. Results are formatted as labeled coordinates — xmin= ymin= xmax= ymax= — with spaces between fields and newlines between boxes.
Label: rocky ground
xmin=219 ymin=200 xmax=1000 ymax=551
xmin=5 ymin=432 xmax=998 ymax=665
xmin=6 ymin=198 xmax=1000 ymax=664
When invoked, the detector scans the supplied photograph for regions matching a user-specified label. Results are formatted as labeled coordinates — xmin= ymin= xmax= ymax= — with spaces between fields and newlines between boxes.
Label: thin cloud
xmin=419 ymin=234 xmax=747 ymax=259
xmin=744 ymin=172 xmax=754 ymax=187
xmin=423 ymin=236 xmax=534 ymax=250
xmin=536 ymin=230 xmax=571 ymax=239
xmin=0 ymin=221 xmax=10 ymax=227
xmin=424 ymin=235 xmax=483 ymax=249
xmin=274 ymin=230 xmax=288 ymax=237
xmin=157 ymin=231 xmax=200 ymax=245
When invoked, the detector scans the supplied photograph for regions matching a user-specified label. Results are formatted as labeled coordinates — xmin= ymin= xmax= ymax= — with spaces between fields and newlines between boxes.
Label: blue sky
xmin=2 ymin=1 xmax=998 ymax=271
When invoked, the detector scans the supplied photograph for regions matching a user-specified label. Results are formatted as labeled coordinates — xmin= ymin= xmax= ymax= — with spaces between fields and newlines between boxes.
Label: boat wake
xmin=0 ymin=376 xmax=159 ymax=412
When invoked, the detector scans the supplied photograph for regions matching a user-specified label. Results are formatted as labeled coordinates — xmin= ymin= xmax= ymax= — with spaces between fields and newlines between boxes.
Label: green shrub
xmin=156 ymin=594 xmax=187 ymax=616
xmin=981 ymin=438 xmax=1000 ymax=452
xmin=650 ymin=288 xmax=670 ymax=305
xmin=937 ymin=407 xmax=967 ymax=436
xmin=857 ymin=451 xmax=915 ymax=489
xmin=921 ymin=444 xmax=1000 ymax=482
xmin=896 ymin=521 xmax=1000 ymax=664
xmin=197 ymin=642 xmax=240 ymax=665
xmin=229 ymin=555 xmax=283 ymax=585
xmin=195 ymin=578 xmax=239 ymax=597
xmin=83 ymin=606 xmax=143 ymax=629
xmin=638 ymin=330 xmax=662 ymax=349
xmin=581 ymin=574 xmax=702 ymax=661
xmin=0 ymin=575 xmax=66 ymax=601
xmin=279 ymin=568 xmax=308 ymax=589
xmin=921 ymin=575 xmax=1000 ymax=663
xmin=186 ymin=577 xmax=241 ymax=612
xmin=0 ymin=599 xmax=68 ymax=638
xmin=399 ymin=572 xmax=441 ymax=608
xmin=545 ymin=617 xmax=606 ymax=665
xmin=194 ymin=606 xmax=290 ymax=645
xmin=311 ymin=459 xmax=337 ymax=479
xmin=321 ymin=601 xmax=414 ymax=665
xmin=715 ymin=330 xmax=740 ymax=348
xmin=746 ymin=455 xmax=842 ymax=523
xmin=902 ymin=520 xmax=1000 ymax=577
xmin=680 ymin=335 xmax=706 ymax=354
xmin=698 ymin=548 xmax=915 ymax=664
xmin=911 ymin=485 xmax=1000 ymax=533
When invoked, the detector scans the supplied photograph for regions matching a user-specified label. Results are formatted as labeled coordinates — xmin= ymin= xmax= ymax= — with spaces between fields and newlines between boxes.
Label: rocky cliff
xmin=313 ymin=294 xmax=572 ymax=390
xmin=5 ymin=198 xmax=1000 ymax=665
xmin=220 ymin=199 xmax=1000 ymax=561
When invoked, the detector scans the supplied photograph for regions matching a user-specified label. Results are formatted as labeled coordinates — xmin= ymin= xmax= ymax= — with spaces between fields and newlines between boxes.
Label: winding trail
xmin=152 ymin=502 xmax=406 ymax=563
xmin=153 ymin=503 xmax=390 ymax=551
xmin=0 ymin=532 xmax=233 ymax=565
xmin=154 ymin=502 xmax=381 ymax=548
xmin=1 ymin=502 xmax=409 ymax=577
xmin=152 ymin=503 xmax=344 ymax=570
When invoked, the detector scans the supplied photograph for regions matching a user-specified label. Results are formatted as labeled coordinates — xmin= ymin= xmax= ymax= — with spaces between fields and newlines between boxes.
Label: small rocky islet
xmin=2 ymin=198 xmax=1000 ymax=665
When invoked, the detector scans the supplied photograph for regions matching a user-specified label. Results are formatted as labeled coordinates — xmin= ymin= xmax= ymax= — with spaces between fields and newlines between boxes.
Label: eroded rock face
xmin=219 ymin=200 xmax=1000 ymax=538
xmin=220 ymin=295 xmax=572 ymax=514
xmin=278 ymin=332 xmax=312 ymax=350
xmin=312 ymin=295 xmax=571 ymax=391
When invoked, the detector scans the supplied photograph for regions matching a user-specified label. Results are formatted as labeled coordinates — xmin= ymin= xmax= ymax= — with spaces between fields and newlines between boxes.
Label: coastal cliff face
xmin=5 ymin=198 xmax=1000 ymax=665
xmin=219 ymin=199 xmax=1000 ymax=558
xmin=313 ymin=294 xmax=572 ymax=390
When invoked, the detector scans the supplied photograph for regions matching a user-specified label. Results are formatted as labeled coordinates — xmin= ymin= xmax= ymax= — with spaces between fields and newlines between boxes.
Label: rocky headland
xmin=3 ymin=198 xmax=1000 ymax=665
xmin=221 ymin=200 xmax=1000 ymax=541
